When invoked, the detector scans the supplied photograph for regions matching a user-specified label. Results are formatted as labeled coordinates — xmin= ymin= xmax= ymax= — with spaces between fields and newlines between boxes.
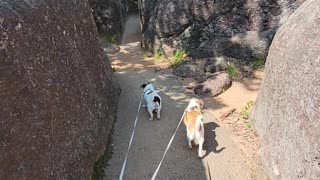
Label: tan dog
xmin=183 ymin=98 xmax=204 ymax=158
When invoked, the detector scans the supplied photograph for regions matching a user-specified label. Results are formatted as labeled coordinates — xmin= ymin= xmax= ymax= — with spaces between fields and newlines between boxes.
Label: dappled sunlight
xmin=104 ymin=13 xmax=261 ymax=180
xmin=108 ymin=34 xmax=171 ymax=72
xmin=109 ymin=69 xmax=209 ymax=179
xmin=108 ymin=36 xmax=261 ymax=179
xmin=113 ymin=67 xmax=240 ymax=179
xmin=163 ymin=91 xmax=189 ymax=101
xmin=108 ymin=38 xmax=259 ymax=178
xmin=204 ymin=80 xmax=259 ymax=119
xmin=109 ymin=24 xmax=171 ymax=70
xmin=242 ymin=76 xmax=262 ymax=91
xmin=120 ymin=42 xmax=140 ymax=50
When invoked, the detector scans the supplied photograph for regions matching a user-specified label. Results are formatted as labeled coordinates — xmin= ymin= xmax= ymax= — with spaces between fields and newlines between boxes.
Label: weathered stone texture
xmin=89 ymin=0 xmax=128 ymax=42
xmin=139 ymin=0 xmax=306 ymax=79
xmin=251 ymin=0 xmax=320 ymax=178
xmin=194 ymin=72 xmax=232 ymax=97
xmin=140 ymin=0 xmax=306 ymax=58
xmin=0 ymin=0 xmax=120 ymax=179
xmin=129 ymin=0 xmax=139 ymax=13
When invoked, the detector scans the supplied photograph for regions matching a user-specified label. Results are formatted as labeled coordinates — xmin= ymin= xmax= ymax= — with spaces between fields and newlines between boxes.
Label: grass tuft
xmin=245 ymin=122 xmax=251 ymax=129
xmin=154 ymin=48 xmax=162 ymax=60
xmin=92 ymin=119 xmax=116 ymax=180
xmin=252 ymin=59 xmax=266 ymax=70
xmin=226 ymin=64 xmax=239 ymax=77
xmin=241 ymin=101 xmax=254 ymax=129
xmin=105 ymin=34 xmax=119 ymax=44
xmin=172 ymin=49 xmax=186 ymax=67
xmin=144 ymin=51 xmax=153 ymax=58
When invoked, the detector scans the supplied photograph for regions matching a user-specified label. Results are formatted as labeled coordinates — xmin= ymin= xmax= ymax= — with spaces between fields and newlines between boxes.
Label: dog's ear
xmin=197 ymin=99 xmax=204 ymax=109
xmin=200 ymin=100 xmax=204 ymax=109
xmin=141 ymin=83 xmax=147 ymax=89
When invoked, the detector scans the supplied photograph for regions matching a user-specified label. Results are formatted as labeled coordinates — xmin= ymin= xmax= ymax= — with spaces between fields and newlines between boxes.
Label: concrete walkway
xmin=103 ymin=14 xmax=252 ymax=180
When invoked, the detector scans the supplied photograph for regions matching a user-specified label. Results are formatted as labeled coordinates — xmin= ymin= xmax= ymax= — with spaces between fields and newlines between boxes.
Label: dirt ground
xmin=102 ymin=14 xmax=262 ymax=180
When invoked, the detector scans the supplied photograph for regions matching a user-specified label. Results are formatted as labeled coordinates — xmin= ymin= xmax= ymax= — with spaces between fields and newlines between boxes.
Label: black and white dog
xmin=141 ymin=83 xmax=162 ymax=121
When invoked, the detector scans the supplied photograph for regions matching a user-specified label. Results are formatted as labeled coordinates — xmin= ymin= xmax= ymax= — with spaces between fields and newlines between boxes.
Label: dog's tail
xmin=195 ymin=115 xmax=204 ymax=132
xmin=153 ymin=96 xmax=161 ymax=108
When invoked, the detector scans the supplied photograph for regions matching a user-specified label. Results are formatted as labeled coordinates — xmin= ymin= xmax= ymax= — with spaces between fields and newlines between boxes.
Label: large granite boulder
xmin=172 ymin=58 xmax=205 ymax=78
xmin=251 ymin=0 xmax=320 ymax=178
xmin=89 ymin=0 xmax=128 ymax=43
xmin=194 ymin=72 xmax=232 ymax=97
xmin=138 ymin=0 xmax=158 ymax=35
xmin=139 ymin=0 xmax=306 ymax=75
xmin=0 ymin=0 xmax=120 ymax=179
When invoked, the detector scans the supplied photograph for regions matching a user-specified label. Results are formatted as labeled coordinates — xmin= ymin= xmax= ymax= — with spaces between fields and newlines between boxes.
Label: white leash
xmin=151 ymin=111 xmax=186 ymax=180
xmin=119 ymin=93 xmax=144 ymax=180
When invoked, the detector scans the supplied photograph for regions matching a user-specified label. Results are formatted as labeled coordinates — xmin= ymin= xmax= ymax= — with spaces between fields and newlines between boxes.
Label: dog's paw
xmin=157 ymin=116 xmax=160 ymax=120
xmin=149 ymin=118 xmax=153 ymax=121
xmin=143 ymin=104 xmax=146 ymax=108
xmin=198 ymin=151 xmax=204 ymax=158
xmin=188 ymin=145 xmax=192 ymax=149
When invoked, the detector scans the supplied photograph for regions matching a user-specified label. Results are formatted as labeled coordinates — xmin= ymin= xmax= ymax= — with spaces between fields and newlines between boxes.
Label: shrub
xmin=241 ymin=101 xmax=254 ymax=129
xmin=226 ymin=64 xmax=239 ymax=77
xmin=172 ymin=49 xmax=185 ymax=67
xmin=144 ymin=51 xmax=153 ymax=58
xmin=105 ymin=34 xmax=118 ymax=44
xmin=252 ymin=58 xmax=266 ymax=70
xmin=154 ymin=48 xmax=162 ymax=60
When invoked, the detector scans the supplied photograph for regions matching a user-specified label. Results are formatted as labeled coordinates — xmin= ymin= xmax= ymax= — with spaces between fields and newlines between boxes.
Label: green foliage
xmin=105 ymin=34 xmax=119 ymax=44
xmin=154 ymin=48 xmax=162 ymax=60
xmin=172 ymin=49 xmax=186 ymax=67
xmin=241 ymin=101 xmax=254 ymax=129
xmin=245 ymin=122 xmax=252 ymax=129
xmin=226 ymin=64 xmax=239 ymax=77
xmin=252 ymin=58 xmax=266 ymax=70
xmin=241 ymin=101 xmax=254 ymax=120
xmin=112 ymin=67 xmax=117 ymax=73
xmin=92 ymin=122 xmax=115 ymax=180
xmin=144 ymin=51 xmax=153 ymax=58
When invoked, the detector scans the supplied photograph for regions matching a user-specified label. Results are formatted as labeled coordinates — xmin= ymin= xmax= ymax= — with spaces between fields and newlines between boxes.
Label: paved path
xmin=103 ymin=15 xmax=252 ymax=180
